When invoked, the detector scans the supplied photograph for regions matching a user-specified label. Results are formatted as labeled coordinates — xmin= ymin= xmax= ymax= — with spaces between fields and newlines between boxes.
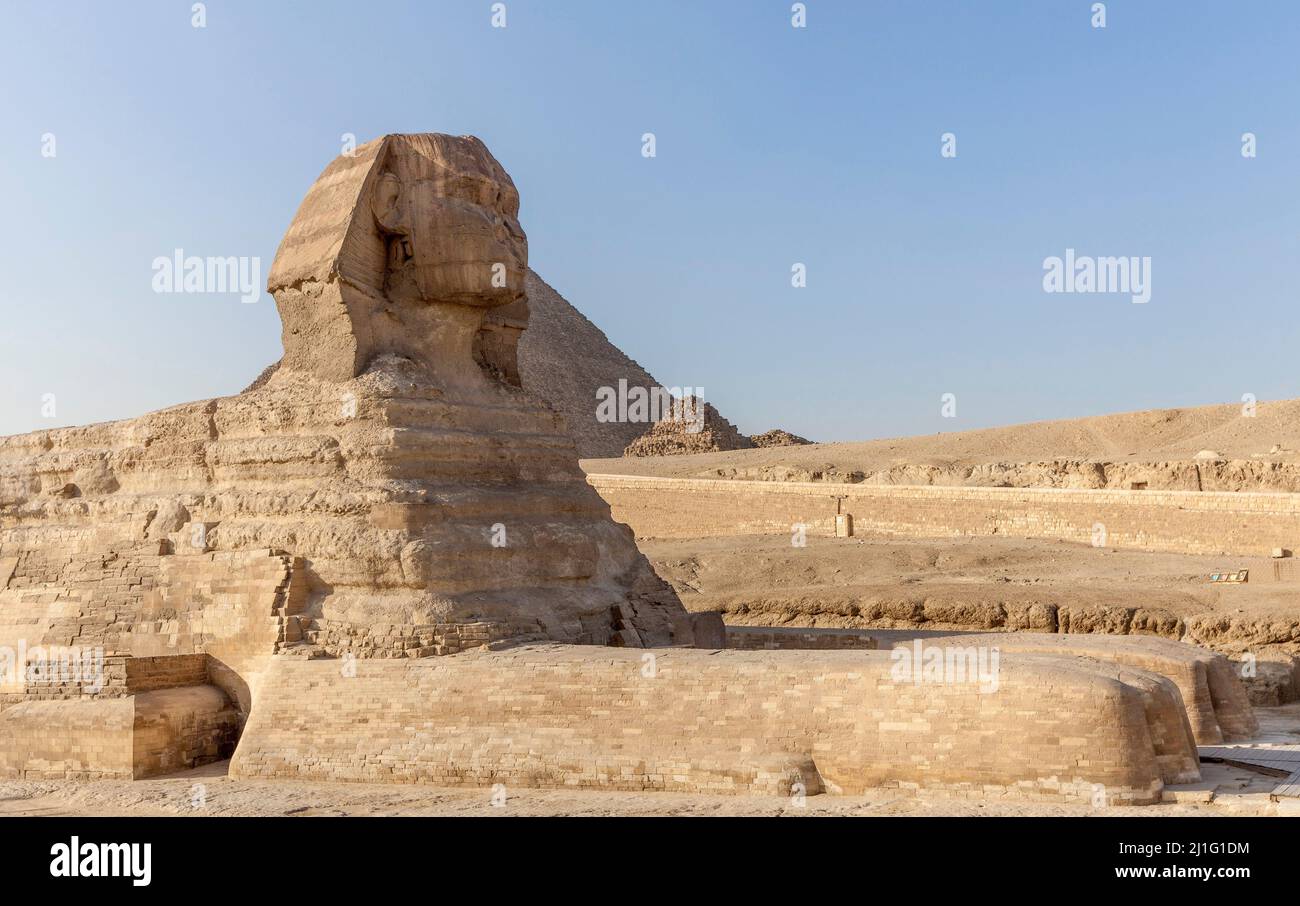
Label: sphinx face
xmin=270 ymin=133 xmax=533 ymax=382
xmin=377 ymin=161 xmax=529 ymax=309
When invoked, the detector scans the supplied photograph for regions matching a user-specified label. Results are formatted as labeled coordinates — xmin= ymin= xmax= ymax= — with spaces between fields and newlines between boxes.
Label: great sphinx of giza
xmin=0 ymin=134 xmax=693 ymax=774
xmin=255 ymin=132 xmax=692 ymax=655
xmin=0 ymin=135 xmax=1254 ymax=804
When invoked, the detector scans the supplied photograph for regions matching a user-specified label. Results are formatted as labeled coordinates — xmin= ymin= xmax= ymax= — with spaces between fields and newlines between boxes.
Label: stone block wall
xmin=0 ymin=698 xmax=135 ymax=780
xmin=230 ymin=646 xmax=1187 ymax=804
xmin=587 ymin=475 xmax=1300 ymax=556
xmin=2 ymin=542 xmax=164 ymax=657
xmin=0 ymin=546 xmax=294 ymax=713
xmin=727 ymin=626 xmax=877 ymax=651
xmin=125 ymin=654 xmax=211 ymax=693
xmin=309 ymin=619 xmax=511 ymax=659
xmin=133 ymin=550 xmax=298 ymax=710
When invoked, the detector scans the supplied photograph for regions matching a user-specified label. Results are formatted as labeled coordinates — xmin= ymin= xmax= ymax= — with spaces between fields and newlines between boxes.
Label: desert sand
xmin=643 ymin=534 xmax=1300 ymax=654
xmin=585 ymin=398 xmax=1300 ymax=491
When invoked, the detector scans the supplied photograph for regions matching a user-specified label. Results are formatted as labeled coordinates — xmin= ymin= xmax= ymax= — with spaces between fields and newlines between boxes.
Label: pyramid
xmin=516 ymin=271 xmax=666 ymax=458
xmin=623 ymin=396 xmax=753 ymax=457
xmin=750 ymin=429 xmax=813 ymax=448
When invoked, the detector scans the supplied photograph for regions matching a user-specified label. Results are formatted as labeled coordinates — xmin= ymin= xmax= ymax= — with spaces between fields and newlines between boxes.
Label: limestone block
xmin=0 ymin=698 xmax=135 ymax=780
xmin=689 ymin=612 xmax=727 ymax=649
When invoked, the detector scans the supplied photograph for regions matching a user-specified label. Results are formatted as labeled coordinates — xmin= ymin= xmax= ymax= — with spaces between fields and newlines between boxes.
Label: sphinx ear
xmin=372 ymin=172 xmax=408 ymax=235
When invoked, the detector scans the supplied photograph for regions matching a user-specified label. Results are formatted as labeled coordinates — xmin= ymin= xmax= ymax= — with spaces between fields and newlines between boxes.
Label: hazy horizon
xmin=3 ymin=1 xmax=1298 ymax=443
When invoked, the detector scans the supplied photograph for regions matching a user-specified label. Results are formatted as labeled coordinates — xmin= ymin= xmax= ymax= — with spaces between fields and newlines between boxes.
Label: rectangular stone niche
xmin=0 ymin=654 xmax=239 ymax=780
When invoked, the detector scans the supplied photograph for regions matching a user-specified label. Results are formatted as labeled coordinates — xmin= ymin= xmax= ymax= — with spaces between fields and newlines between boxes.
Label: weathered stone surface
xmin=248 ymin=268 xmax=729 ymax=460
xmin=688 ymin=611 xmax=727 ymax=649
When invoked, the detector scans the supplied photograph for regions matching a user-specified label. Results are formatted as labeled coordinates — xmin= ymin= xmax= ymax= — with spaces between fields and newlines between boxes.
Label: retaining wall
xmin=588 ymin=474 xmax=1300 ymax=556
xmin=229 ymin=646 xmax=1185 ymax=804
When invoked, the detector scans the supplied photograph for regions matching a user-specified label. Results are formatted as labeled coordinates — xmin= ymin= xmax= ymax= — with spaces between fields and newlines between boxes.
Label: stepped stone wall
xmin=587 ymin=474 xmax=1300 ymax=556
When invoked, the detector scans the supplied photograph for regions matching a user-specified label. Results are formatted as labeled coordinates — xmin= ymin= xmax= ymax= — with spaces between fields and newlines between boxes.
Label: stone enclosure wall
xmin=587 ymin=475 xmax=1300 ymax=556
xmin=229 ymin=644 xmax=1203 ymax=805
xmin=726 ymin=626 xmax=877 ymax=651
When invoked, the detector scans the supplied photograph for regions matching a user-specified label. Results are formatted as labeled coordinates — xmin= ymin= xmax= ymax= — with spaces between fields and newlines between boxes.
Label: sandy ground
xmin=641 ymin=533 xmax=1300 ymax=652
xmin=583 ymin=398 xmax=1300 ymax=478
xmin=2 ymin=708 xmax=1297 ymax=818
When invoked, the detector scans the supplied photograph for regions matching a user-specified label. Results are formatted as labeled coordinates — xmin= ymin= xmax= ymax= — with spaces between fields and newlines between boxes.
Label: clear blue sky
xmin=2 ymin=1 xmax=1297 ymax=442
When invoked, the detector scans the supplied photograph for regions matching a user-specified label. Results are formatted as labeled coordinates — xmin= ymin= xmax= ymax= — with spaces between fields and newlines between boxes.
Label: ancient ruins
xmin=0 ymin=134 xmax=1278 ymax=808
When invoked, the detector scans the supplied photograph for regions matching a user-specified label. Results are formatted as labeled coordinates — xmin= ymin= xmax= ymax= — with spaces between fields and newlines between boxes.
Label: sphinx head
xmin=268 ymin=133 xmax=530 ymax=384
xmin=371 ymin=135 xmax=527 ymax=308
